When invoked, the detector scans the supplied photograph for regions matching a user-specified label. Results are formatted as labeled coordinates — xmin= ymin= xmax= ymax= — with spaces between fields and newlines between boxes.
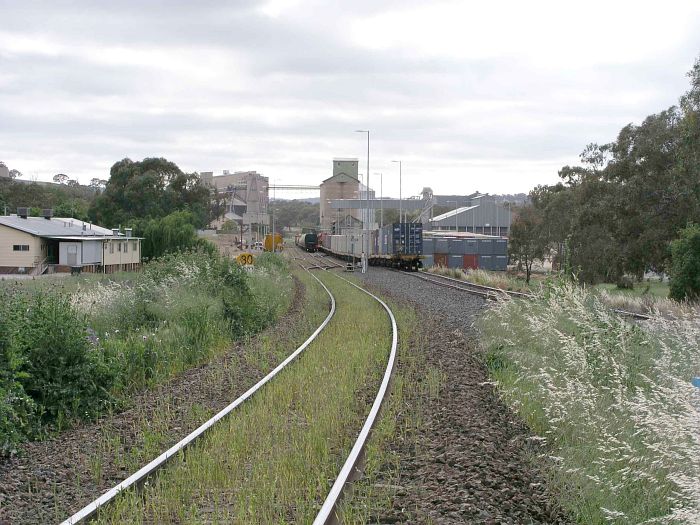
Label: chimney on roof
xmin=125 ymin=228 xmax=132 ymax=238
xmin=112 ymin=228 xmax=120 ymax=236
xmin=42 ymin=208 xmax=53 ymax=220
xmin=17 ymin=207 xmax=28 ymax=219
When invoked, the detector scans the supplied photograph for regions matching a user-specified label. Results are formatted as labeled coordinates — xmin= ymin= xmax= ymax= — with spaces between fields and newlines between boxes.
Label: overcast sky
xmin=1 ymin=0 xmax=699 ymax=199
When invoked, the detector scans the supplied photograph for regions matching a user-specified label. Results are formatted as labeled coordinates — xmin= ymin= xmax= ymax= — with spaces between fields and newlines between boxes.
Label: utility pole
xmin=376 ymin=172 xmax=383 ymax=229
xmin=355 ymin=130 xmax=370 ymax=273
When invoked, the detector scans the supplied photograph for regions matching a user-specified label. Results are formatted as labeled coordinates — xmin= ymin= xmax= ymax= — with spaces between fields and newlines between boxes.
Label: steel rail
xmin=61 ymin=264 xmax=337 ymax=525
xmin=413 ymin=269 xmax=652 ymax=321
xmin=408 ymin=271 xmax=505 ymax=300
xmin=313 ymin=271 xmax=398 ymax=524
xmin=417 ymin=269 xmax=533 ymax=299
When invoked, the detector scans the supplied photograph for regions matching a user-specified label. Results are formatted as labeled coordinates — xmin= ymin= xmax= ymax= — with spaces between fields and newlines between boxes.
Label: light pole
xmin=355 ymin=130 xmax=370 ymax=272
xmin=391 ymin=160 xmax=402 ymax=223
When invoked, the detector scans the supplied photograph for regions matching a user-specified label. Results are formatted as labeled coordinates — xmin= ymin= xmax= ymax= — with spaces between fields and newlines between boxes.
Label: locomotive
xmin=295 ymin=231 xmax=319 ymax=252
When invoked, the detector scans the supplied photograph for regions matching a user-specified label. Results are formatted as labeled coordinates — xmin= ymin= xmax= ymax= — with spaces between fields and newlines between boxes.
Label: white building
xmin=0 ymin=210 xmax=142 ymax=274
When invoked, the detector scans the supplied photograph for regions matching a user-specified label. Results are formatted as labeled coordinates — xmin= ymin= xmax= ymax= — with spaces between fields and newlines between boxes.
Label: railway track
xmin=65 ymin=247 xmax=397 ymax=523
xmin=292 ymin=245 xmax=399 ymax=523
xmin=294 ymin=249 xmax=346 ymax=270
xmin=61 ymin=262 xmax=337 ymax=524
xmin=406 ymin=269 xmax=652 ymax=321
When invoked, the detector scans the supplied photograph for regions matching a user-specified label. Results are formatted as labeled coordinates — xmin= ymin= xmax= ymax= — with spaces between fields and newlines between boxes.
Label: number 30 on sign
xmin=236 ymin=253 xmax=255 ymax=266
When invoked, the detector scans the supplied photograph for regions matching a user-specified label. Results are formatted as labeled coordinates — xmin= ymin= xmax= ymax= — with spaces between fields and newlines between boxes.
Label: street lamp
xmin=391 ymin=160 xmax=402 ymax=223
xmin=355 ymin=130 xmax=370 ymax=272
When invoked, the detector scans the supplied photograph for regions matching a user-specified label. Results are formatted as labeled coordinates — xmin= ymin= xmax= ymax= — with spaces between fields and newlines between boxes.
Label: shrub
xmin=0 ymin=290 xmax=40 ymax=454
xmin=669 ymin=223 xmax=700 ymax=301
xmin=16 ymin=291 xmax=115 ymax=427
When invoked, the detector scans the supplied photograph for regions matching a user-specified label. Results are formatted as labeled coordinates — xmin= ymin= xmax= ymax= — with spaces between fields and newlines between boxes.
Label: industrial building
xmin=319 ymin=159 xmax=362 ymax=232
xmin=200 ymin=170 xmax=269 ymax=242
xmin=429 ymin=194 xmax=513 ymax=236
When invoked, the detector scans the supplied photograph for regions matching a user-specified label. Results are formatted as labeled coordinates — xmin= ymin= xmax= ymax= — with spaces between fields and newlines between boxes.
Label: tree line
xmin=509 ymin=58 xmax=700 ymax=300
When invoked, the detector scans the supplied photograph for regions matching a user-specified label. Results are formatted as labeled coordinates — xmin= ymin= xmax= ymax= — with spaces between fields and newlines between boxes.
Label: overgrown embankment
xmin=478 ymin=282 xmax=700 ymax=524
xmin=0 ymin=251 xmax=292 ymax=455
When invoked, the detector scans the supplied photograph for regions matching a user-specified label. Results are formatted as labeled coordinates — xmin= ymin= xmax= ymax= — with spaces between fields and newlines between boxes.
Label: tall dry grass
xmin=479 ymin=281 xmax=700 ymax=524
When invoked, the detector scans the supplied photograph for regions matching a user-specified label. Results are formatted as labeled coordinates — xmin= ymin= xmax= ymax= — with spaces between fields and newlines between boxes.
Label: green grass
xmin=593 ymin=280 xmax=670 ymax=299
xmin=478 ymin=280 xmax=700 ymax=524
xmin=93 ymin=269 xmax=393 ymax=523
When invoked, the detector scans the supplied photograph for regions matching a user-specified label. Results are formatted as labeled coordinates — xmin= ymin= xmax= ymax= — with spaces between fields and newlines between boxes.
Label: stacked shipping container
xmin=377 ymin=223 xmax=423 ymax=256
xmin=423 ymin=235 xmax=508 ymax=271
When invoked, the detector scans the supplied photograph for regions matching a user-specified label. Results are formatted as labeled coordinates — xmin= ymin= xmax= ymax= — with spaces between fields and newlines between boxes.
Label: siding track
xmin=410 ymin=269 xmax=651 ymax=320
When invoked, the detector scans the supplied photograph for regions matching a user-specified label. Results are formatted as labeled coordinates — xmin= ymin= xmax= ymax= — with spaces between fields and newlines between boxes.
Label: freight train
xmin=295 ymin=232 xmax=319 ymax=252
xmin=318 ymin=223 xmax=423 ymax=271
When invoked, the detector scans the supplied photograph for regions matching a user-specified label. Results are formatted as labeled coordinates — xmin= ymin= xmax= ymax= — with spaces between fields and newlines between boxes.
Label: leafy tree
xmin=523 ymin=56 xmax=700 ymax=287
xmin=137 ymin=210 xmax=214 ymax=260
xmin=8 ymin=169 xmax=21 ymax=179
xmin=89 ymin=178 xmax=107 ymax=190
xmin=509 ymin=205 xmax=548 ymax=284
xmin=669 ymin=224 xmax=700 ymax=301
xmin=89 ymin=158 xmax=211 ymax=229
xmin=52 ymin=173 xmax=69 ymax=184
xmin=271 ymin=200 xmax=319 ymax=230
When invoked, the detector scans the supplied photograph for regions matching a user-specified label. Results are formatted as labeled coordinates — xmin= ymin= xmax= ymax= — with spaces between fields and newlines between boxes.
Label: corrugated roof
xmin=431 ymin=205 xmax=479 ymax=222
xmin=0 ymin=215 xmax=116 ymax=238
xmin=46 ymin=236 xmax=143 ymax=241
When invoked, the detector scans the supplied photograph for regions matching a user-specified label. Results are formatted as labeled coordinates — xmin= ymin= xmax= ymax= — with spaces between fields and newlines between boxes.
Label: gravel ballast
xmin=357 ymin=266 xmax=569 ymax=524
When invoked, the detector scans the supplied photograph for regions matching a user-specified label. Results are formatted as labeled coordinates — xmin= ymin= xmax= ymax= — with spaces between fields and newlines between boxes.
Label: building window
xmin=132 ymin=241 xmax=137 ymax=251
xmin=110 ymin=242 xmax=114 ymax=254
xmin=124 ymin=241 xmax=128 ymax=253
xmin=12 ymin=245 xmax=30 ymax=251
xmin=118 ymin=242 xmax=121 ymax=252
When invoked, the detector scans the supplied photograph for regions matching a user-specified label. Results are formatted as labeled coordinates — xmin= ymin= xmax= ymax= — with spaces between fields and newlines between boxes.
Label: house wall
xmin=103 ymin=238 xmax=141 ymax=266
xmin=0 ymin=224 xmax=43 ymax=268
xmin=59 ymin=242 xmax=83 ymax=266
xmin=81 ymin=240 xmax=102 ymax=264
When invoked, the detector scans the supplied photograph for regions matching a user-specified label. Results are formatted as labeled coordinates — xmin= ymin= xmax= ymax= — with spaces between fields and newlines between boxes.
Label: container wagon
xmin=318 ymin=223 xmax=423 ymax=271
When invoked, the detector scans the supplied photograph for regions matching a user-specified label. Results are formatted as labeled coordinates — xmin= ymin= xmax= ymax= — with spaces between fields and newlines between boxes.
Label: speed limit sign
xmin=236 ymin=252 xmax=255 ymax=266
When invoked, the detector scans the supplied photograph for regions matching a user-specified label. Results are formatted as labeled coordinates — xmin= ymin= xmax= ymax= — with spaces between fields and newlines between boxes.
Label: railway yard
xmin=0 ymin=246 xmax=695 ymax=524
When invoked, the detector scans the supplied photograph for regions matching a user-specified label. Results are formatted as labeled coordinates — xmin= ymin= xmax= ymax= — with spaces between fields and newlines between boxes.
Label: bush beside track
xmin=0 ymin=250 xmax=292 ymax=455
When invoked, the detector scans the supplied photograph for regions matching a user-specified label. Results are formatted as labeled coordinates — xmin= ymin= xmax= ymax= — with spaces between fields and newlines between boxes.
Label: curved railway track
xmin=61 ymin=262 xmax=337 ymax=524
xmin=291 ymin=245 xmax=399 ymax=524
xmin=65 ymin=246 xmax=397 ymax=524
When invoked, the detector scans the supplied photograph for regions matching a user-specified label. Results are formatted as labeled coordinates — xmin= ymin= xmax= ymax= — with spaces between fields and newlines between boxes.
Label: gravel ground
xmin=0 ymin=276 xmax=309 ymax=525
xmin=357 ymin=267 xmax=569 ymax=524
